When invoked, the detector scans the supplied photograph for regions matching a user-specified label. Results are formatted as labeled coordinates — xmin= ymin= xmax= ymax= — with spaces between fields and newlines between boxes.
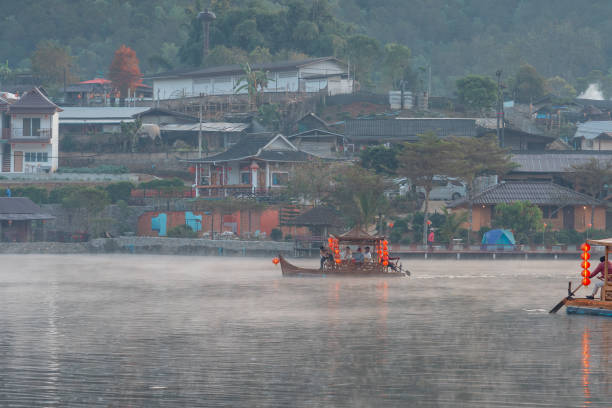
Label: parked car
xmin=416 ymin=177 xmax=466 ymax=201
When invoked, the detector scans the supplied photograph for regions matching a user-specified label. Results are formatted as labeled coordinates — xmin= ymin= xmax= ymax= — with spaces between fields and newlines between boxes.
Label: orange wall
xmin=138 ymin=209 xmax=286 ymax=237
xmin=459 ymin=204 xmax=607 ymax=232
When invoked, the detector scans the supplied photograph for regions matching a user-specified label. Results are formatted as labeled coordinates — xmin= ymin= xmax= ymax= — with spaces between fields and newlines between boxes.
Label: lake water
xmin=0 ymin=255 xmax=610 ymax=407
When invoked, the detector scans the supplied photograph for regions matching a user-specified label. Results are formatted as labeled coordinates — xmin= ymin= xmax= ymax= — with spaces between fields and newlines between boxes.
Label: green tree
xmin=204 ymin=45 xmax=248 ymax=67
xmin=513 ymin=64 xmax=546 ymax=103
xmin=234 ymin=63 xmax=271 ymax=109
xmin=359 ymin=145 xmax=401 ymax=175
xmin=492 ymin=201 xmax=544 ymax=244
xmin=119 ymin=118 xmax=142 ymax=153
xmin=62 ymin=187 xmax=110 ymax=236
xmin=567 ymin=158 xmax=612 ymax=228
xmin=397 ymin=132 xmax=457 ymax=245
xmin=327 ymin=165 xmax=388 ymax=228
xmin=455 ymin=75 xmax=497 ymax=113
xmin=448 ymin=134 xmax=517 ymax=242
xmin=344 ymin=35 xmax=382 ymax=89
xmin=438 ymin=208 xmax=468 ymax=244
xmin=105 ymin=182 xmax=135 ymax=204
xmin=546 ymin=76 xmax=577 ymax=99
xmin=30 ymin=40 xmax=76 ymax=88
xmin=287 ymin=159 xmax=336 ymax=206
xmin=383 ymin=43 xmax=411 ymax=90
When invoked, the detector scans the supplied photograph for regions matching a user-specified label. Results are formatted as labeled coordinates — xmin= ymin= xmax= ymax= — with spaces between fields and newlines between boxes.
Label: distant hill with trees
xmin=1 ymin=0 xmax=611 ymax=97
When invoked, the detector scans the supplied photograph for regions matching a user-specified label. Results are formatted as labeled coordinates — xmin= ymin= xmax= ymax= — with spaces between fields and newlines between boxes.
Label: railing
xmin=10 ymin=128 xmax=52 ymax=139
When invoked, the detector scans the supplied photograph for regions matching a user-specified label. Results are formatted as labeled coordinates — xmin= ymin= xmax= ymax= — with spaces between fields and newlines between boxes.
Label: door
xmin=13 ymin=151 xmax=23 ymax=172
xmin=563 ymin=206 xmax=574 ymax=230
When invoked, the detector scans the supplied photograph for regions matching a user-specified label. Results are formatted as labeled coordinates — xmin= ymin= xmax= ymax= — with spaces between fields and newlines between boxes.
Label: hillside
xmin=0 ymin=0 xmax=610 ymax=96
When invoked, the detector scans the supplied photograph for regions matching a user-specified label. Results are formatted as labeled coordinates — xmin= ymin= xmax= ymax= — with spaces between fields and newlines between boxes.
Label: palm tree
xmin=234 ymin=63 xmax=272 ymax=109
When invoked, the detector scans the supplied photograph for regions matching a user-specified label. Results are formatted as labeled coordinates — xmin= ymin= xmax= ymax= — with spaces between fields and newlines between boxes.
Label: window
xmin=24 ymin=152 xmax=48 ymax=162
xmin=240 ymin=172 xmax=251 ymax=184
xmin=272 ymin=172 xmax=289 ymax=186
xmin=541 ymin=206 xmax=559 ymax=219
xmin=23 ymin=118 xmax=41 ymax=136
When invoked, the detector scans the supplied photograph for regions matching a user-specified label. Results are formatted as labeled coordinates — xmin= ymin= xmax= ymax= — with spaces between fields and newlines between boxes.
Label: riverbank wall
xmin=0 ymin=237 xmax=293 ymax=257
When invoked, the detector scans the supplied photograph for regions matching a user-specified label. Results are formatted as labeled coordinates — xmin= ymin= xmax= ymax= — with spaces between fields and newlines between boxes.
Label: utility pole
xmin=496 ymin=70 xmax=504 ymax=147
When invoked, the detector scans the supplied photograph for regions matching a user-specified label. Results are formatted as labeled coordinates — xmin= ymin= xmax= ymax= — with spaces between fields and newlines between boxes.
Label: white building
xmin=0 ymin=88 xmax=62 ymax=173
xmin=151 ymin=57 xmax=353 ymax=100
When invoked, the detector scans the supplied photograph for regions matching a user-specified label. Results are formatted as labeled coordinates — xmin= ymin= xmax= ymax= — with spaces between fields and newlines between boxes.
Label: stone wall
xmin=89 ymin=236 xmax=293 ymax=256
xmin=0 ymin=237 xmax=293 ymax=256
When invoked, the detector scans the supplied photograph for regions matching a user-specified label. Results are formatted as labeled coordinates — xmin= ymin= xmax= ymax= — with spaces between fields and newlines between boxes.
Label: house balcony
xmin=195 ymin=184 xmax=286 ymax=199
xmin=8 ymin=128 xmax=52 ymax=143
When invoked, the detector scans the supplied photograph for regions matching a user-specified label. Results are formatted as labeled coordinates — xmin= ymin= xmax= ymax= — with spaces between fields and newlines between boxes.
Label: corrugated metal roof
xmin=448 ymin=182 xmax=601 ymax=207
xmin=160 ymin=123 xmax=249 ymax=132
xmin=59 ymin=107 xmax=149 ymax=120
xmin=512 ymin=152 xmax=612 ymax=173
xmin=345 ymin=118 xmax=476 ymax=141
xmin=60 ymin=119 xmax=135 ymax=124
xmin=150 ymin=57 xmax=342 ymax=80
xmin=575 ymin=121 xmax=612 ymax=139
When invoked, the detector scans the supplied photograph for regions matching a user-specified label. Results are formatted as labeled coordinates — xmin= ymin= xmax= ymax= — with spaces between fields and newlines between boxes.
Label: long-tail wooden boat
xmin=277 ymin=227 xmax=408 ymax=277
xmin=553 ymin=238 xmax=612 ymax=316
xmin=278 ymin=254 xmax=406 ymax=277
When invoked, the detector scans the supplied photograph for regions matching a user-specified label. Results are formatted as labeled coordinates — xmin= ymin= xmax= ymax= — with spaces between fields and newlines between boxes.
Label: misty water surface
xmin=0 ymin=255 xmax=610 ymax=407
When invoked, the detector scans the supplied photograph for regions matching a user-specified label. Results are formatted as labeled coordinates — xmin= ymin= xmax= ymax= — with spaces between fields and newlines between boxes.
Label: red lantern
xmin=581 ymin=261 xmax=590 ymax=269
xmin=383 ymin=260 xmax=388 ymax=266
xmin=188 ymin=166 xmax=196 ymax=174
xmin=581 ymin=269 xmax=590 ymax=278
xmin=382 ymin=240 xmax=388 ymax=246
xmin=580 ymin=243 xmax=591 ymax=252
xmin=427 ymin=220 xmax=432 ymax=225
xmin=581 ymin=252 xmax=591 ymax=261
xmin=335 ymin=259 xmax=341 ymax=264
xmin=388 ymin=222 xmax=394 ymax=228
xmin=582 ymin=277 xmax=591 ymax=286
xmin=272 ymin=257 xmax=279 ymax=265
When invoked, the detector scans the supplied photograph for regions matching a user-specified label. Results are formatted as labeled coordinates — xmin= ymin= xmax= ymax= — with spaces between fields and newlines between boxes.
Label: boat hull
xmin=279 ymin=255 xmax=406 ymax=277
xmin=565 ymin=298 xmax=612 ymax=317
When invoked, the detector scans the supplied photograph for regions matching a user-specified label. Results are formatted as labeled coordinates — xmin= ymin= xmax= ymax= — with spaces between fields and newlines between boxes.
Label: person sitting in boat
xmin=363 ymin=246 xmax=372 ymax=262
xmin=586 ymin=256 xmax=612 ymax=299
xmin=353 ymin=247 xmax=364 ymax=263
xmin=325 ymin=249 xmax=335 ymax=268
xmin=320 ymin=246 xmax=327 ymax=270
xmin=342 ymin=246 xmax=352 ymax=262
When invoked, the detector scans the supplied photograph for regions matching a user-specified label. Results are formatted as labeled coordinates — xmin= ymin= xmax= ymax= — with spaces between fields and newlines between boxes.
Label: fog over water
xmin=0 ymin=255 xmax=610 ymax=407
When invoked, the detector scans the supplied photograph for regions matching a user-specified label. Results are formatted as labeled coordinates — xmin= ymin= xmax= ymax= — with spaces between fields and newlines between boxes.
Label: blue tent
xmin=482 ymin=229 xmax=516 ymax=246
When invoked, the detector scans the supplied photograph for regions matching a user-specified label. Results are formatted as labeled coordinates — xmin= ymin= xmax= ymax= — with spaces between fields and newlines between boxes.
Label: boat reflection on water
xmin=582 ymin=328 xmax=591 ymax=406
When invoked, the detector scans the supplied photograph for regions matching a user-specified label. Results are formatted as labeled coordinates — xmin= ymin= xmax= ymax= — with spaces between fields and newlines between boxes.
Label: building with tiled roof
xmin=0 ymin=88 xmax=61 ymax=174
xmin=182 ymin=133 xmax=314 ymax=197
xmin=448 ymin=181 xmax=605 ymax=231
xmin=0 ymin=197 xmax=55 ymax=242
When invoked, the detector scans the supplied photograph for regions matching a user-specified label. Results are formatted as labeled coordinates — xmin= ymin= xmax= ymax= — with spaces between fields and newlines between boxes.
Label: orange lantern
xmin=272 ymin=257 xmax=279 ymax=265
xmin=580 ymin=242 xmax=591 ymax=286
xmin=388 ymin=222 xmax=394 ymax=228
xmin=335 ymin=259 xmax=341 ymax=264
xmin=383 ymin=260 xmax=388 ymax=266
xmin=382 ymin=240 xmax=388 ymax=246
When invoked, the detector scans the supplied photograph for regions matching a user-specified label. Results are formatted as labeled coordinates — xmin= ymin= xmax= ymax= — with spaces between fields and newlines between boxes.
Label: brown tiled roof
xmin=288 ymin=206 xmax=343 ymax=226
xmin=0 ymin=197 xmax=55 ymax=220
xmin=448 ymin=182 xmax=602 ymax=208
xmin=9 ymin=87 xmax=62 ymax=114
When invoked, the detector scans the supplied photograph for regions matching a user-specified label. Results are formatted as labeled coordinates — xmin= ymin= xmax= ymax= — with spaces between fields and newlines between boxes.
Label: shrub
xmin=167 ymin=224 xmax=198 ymax=238
xmin=270 ymin=228 xmax=282 ymax=241
xmin=11 ymin=186 xmax=48 ymax=204
xmin=105 ymin=181 xmax=134 ymax=203
xmin=393 ymin=218 xmax=409 ymax=233
xmin=48 ymin=185 xmax=85 ymax=204
xmin=389 ymin=229 xmax=403 ymax=243
xmin=57 ymin=165 xmax=128 ymax=174
xmin=400 ymin=236 xmax=411 ymax=245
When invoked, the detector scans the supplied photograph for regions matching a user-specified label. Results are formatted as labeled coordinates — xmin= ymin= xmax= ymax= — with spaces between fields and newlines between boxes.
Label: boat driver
xmin=586 ymin=256 xmax=612 ymax=299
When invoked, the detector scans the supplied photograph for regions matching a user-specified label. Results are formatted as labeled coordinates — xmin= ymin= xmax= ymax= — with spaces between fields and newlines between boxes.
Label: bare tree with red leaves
xmin=108 ymin=45 xmax=141 ymax=107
